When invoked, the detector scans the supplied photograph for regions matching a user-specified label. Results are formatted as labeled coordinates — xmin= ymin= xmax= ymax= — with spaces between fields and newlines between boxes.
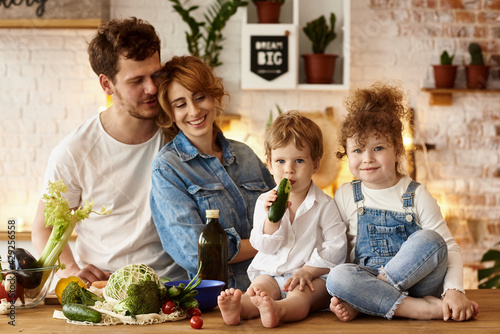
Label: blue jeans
xmin=326 ymin=229 xmax=448 ymax=319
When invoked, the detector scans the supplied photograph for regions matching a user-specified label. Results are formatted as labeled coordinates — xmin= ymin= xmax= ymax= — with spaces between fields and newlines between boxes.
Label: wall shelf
xmin=421 ymin=87 xmax=500 ymax=106
xmin=241 ymin=0 xmax=350 ymax=90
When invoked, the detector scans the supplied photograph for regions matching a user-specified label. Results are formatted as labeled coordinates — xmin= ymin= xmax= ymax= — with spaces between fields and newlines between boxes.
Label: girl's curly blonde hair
xmin=337 ymin=82 xmax=410 ymax=175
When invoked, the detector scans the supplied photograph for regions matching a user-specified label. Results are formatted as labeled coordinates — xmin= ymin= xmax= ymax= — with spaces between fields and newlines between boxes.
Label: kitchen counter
xmin=7 ymin=289 xmax=500 ymax=333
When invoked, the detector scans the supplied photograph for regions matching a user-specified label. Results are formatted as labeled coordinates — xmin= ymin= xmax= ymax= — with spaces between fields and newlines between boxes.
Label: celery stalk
xmin=28 ymin=180 xmax=111 ymax=296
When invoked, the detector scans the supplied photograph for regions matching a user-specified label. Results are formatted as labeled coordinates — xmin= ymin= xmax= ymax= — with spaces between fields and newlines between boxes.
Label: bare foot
xmin=217 ymin=288 xmax=243 ymax=326
xmin=330 ymin=296 xmax=360 ymax=322
xmin=249 ymin=288 xmax=281 ymax=328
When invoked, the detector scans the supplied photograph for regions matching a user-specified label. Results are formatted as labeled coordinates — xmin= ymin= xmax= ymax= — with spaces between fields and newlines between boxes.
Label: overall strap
xmin=351 ymin=179 xmax=364 ymax=203
xmin=402 ymin=180 xmax=420 ymax=208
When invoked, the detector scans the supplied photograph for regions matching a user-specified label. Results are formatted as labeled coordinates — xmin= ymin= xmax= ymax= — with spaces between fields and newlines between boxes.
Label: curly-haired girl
xmin=326 ymin=82 xmax=479 ymax=322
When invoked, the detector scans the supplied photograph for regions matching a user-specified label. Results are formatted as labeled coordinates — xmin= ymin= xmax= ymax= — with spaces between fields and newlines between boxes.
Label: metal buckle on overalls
xmin=357 ymin=207 xmax=365 ymax=215
xmin=405 ymin=214 xmax=413 ymax=222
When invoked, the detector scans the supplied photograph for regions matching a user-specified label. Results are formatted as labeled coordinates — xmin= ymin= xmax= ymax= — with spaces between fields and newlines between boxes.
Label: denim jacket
xmin=150 ymin=131 xmax=275 ymax=290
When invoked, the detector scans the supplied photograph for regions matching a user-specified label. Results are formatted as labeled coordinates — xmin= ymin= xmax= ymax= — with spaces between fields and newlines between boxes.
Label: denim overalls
xmin=353 ymin=179 xmax=421 ymax=268
xmin=326 ymin=179 xmax=448 ymax=319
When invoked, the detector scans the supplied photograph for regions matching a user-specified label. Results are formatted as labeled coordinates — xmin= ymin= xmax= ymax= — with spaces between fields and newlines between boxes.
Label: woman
xmin=150 ymin=56 xmax=275 ymax=290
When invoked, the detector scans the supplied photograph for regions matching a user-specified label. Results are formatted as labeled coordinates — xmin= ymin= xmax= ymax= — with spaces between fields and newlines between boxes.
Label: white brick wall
xmin=1 ymin=0 xmax=499 ymax=287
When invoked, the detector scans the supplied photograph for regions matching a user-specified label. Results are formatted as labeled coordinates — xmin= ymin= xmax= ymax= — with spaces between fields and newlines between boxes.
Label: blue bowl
xmin=165 ymin=279 xmax=225 ymax=311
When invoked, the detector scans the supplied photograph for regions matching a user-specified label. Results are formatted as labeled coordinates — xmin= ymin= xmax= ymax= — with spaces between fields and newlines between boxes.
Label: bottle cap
xmin=206 ymin=209 xmax=219 ymax=218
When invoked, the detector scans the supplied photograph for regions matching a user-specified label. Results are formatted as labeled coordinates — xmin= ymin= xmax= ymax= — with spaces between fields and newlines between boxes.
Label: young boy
xmin=217 ymin=111 xmax=347 ymax=328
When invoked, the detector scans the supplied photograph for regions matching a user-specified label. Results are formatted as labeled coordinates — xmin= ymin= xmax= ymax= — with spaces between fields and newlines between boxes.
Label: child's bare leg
xmin=330 ymin=296 xmax=360 ymax=322
xmin=250 ymin=278 xmax=329 ymax=328
xmin=393 ymin=295 xmax=443 ymax=320
xmin=376 ymin=272 xmax=443 ymax=320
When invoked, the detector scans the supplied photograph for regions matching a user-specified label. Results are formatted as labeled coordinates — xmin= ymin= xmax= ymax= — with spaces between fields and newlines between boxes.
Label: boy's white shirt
xmin=334 ymin=175 xmax=464 ymax=293
xmin=247 ymin=181 xmax=347 ymax=281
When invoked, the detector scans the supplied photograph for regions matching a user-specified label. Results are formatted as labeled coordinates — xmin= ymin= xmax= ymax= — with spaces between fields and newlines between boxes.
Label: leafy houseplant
xmin=478 ymin=243 xmax=500 ymax=288
xmin=301 ymin=13 xmax=338 ymax=84
xmin=465 ymin=42 xmax=489 ymax=89
xmin=169 ymin=0 xmax=248 ymax=68
xmin=252 ymin=0 xmax=285 ymax=24
xmin=432 ymin=51 xmax=458 ymax=88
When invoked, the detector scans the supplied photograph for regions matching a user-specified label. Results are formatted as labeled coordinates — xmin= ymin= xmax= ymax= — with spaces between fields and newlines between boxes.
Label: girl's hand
xmin=283 ymin=268 xmax=314 ymax=292
xmin=442 ymin=289 xmax=479 ymax=321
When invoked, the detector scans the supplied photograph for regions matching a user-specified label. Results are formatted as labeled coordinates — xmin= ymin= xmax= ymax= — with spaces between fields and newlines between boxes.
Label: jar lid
xmin=206 ymin=209 xmax=219 ymax=218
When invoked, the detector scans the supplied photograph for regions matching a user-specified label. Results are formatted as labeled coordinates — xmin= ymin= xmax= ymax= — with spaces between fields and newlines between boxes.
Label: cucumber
xmin=62 ymin=303 xmax=102 ymax=323
xmin=268 ymin=178 xmax=291 ymax=223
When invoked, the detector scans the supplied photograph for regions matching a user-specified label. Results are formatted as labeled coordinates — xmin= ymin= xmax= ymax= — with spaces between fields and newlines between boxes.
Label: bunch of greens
xmin=32 ymin=180 xmax=111 ymax=295
xmin=61 ymin=281 xmax=105 ymax=306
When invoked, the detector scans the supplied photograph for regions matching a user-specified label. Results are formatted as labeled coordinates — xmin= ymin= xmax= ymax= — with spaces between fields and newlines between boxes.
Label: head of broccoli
xmin=61 ymin=281 xmax=105 ymax=306
xmin=113 ymin=280 xmax=162 ymax=318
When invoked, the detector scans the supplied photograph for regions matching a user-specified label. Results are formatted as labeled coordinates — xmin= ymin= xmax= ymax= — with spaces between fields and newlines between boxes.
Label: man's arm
xmin=31 ymin=200 xmax=110 ymax=285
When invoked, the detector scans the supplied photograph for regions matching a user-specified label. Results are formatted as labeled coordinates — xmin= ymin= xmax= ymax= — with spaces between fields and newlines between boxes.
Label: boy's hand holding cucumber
xmin=267 ymin=178 xmax=291 ymax=223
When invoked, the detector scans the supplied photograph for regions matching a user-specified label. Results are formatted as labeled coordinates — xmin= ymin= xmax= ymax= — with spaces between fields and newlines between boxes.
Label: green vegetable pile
xmin=114 ymin=280 xmax=163 ymax=318
xmin=105 ymin=263 xmax=202 ymax=320
xmin=61 ymin=281 xmax=104 ymax=306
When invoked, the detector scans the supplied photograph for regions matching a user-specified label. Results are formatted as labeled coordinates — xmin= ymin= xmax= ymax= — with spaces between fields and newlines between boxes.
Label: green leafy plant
xmin=440 ymin=51 xmax=454 ymax=65
xmin=478 ymin=243 xmax=500 ymax=289
xmin=302 ymin=13 xmax=337 ymax=54
xmin=468 ymin=42 xmax=484 ymax=65
xmin=252 ymin=0 xmax=284 ymax=2
xmin=169 ymin=0 xmax=248 ymax=67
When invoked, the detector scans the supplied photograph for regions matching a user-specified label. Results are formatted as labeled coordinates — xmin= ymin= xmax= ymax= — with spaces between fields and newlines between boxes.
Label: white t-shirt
xmin=247 ymin=182 xmax=347 ymax=281
xmin=334 ymin=176 xmax=464 ymax=293
xmin=42 ymin=114 xmax=186 ymax=280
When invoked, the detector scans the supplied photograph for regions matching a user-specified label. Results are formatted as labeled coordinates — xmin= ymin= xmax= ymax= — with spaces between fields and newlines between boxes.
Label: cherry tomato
xmin=187 ymin=307 xmax=201 ymax=318
xmin=190 ymin=315 xmax=203 ymax=329
xmin=162 ymin=300 xmax=177 ymax=315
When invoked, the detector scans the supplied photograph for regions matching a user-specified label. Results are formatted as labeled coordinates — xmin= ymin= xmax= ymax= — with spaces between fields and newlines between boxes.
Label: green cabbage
xmin=104 ymin=264 xmax=162 ymax=302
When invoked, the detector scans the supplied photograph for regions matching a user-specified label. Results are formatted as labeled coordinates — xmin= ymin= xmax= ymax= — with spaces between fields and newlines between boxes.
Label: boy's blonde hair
xmin=265 ymin=111 xmax=323 ymax=162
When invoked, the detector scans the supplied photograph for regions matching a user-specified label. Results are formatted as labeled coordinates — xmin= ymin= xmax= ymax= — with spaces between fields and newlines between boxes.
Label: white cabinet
xmin=241 ymin=0 xmax=350 ymax=90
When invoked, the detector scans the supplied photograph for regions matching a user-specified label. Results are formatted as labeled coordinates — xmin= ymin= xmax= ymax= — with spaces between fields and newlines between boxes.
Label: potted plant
xmin=252 ymin=0 xmax=285 ymax=24
xmin=433 ymin=51 xmax=457 ymax=88
xmin=465 ymin=42 xmax=489 ymax=89
xmin=478 ymin=242 xmax=500 ymax=288
xmin=301 ymin=13 xmax=337 ymax=84
xmin=169 ymin=0 xmax=248 ymax=68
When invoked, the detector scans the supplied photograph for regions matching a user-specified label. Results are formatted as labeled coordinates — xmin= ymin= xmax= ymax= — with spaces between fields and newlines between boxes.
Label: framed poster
xmin=0 ymin=0 xmax=109 ymax=29
xmin=241 ymin=24 xmax=298 ymax=90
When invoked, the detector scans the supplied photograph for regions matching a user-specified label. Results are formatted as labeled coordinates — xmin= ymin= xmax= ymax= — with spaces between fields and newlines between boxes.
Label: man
xmin=32 ymin=17 xmax=187 ymax=284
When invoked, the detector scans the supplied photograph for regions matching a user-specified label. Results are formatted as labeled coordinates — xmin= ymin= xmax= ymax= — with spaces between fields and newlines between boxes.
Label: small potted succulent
xmin=433 ymin=51 xmax=457 ymax=88
xmin=302 ymin=13 xmax=337 ymax=84
xmin=465 ymin=42 xmax=489 ymax=89
xmin=252 ymin=0 xmax=285 ymax=24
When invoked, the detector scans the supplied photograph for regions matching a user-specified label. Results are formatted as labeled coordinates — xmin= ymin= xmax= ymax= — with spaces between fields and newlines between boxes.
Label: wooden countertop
xmin=8 ymin=290 xmax=500 ymax=333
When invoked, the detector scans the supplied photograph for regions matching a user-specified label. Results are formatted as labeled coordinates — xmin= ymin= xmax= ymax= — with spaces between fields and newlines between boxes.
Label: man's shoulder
xmin=50 ymin=115 xmax=102 ymax=158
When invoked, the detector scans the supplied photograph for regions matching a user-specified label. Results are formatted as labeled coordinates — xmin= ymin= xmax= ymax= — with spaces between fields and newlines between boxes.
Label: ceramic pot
xmin=465 ymin=65 xmax=490 ymax=89
xmin=302 ymin=54 xmax=337 ymax=84
xmin=432 ymin=64 xmax=458 ymax=88
xmin=255 ymin=1 xmax=283 ymax=24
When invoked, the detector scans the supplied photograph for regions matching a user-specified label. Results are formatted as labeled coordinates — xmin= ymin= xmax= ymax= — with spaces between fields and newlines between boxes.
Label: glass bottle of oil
xmin=198 ymin=209 xmax=228 ymax=287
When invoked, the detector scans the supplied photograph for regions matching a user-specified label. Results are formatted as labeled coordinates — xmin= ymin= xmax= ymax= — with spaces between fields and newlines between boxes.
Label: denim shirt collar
xmin=173 ymin=130 xmax=236 ymax=166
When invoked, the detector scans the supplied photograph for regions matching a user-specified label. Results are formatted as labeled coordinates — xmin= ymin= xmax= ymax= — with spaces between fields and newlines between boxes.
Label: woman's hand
xmin=283 ymin=267 xmax=315 ymax=292
xmin=442 ymin=289 xmax=479 ymax=321
xmin=76 ymin=264 xmax=111 ymax=287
